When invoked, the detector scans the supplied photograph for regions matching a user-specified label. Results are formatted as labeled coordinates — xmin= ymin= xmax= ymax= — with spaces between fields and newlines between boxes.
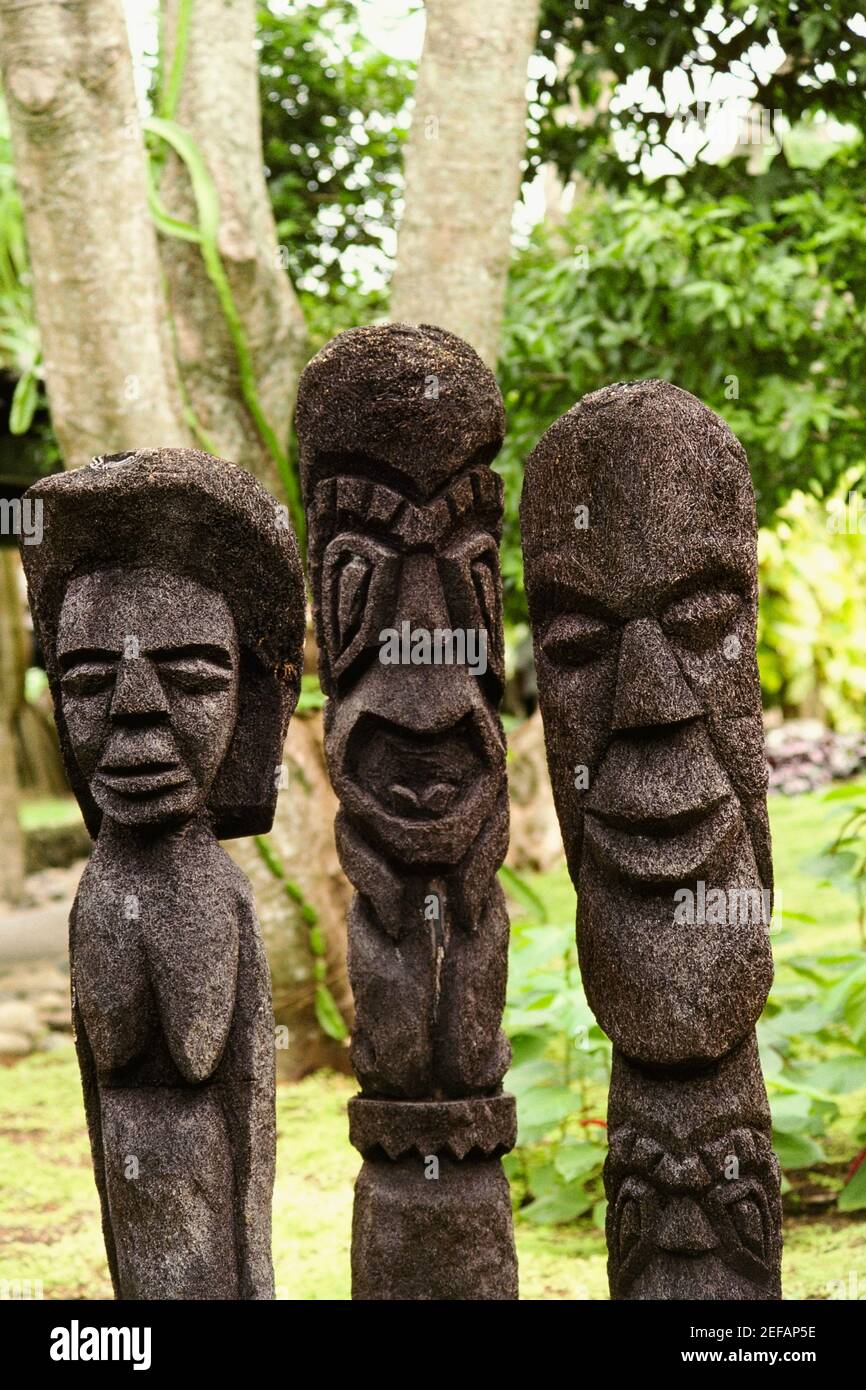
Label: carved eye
xmin=156 ymin=660 xmax=233 ymax=695
xmin=335 ymin=554 xmax=372 ymax=655
xmin=730 ymin=1196 xmax=765 ymax=1258
xmin=60 ymin=664 xmax=116 ymax=697
xmin=542 ymin=613 xmax=613 ymax=668
xmin=321 ymin=535 xmax=398 ymax=679
xmin=661 ymin=589 xmax=741 ymax=651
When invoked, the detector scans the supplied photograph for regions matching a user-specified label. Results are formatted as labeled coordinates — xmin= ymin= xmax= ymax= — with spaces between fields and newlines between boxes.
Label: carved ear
xmin=208 ymin=652 xmax=297 ymax=839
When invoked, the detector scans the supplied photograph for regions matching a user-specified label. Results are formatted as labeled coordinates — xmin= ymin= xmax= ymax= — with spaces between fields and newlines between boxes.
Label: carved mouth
xmin=351 ymin=720 xmax=484 ymax=823
xmin=583 ymin=794 xmax=738 ymax=883
xmin=96 ymin=760 xmax=190 ymax=799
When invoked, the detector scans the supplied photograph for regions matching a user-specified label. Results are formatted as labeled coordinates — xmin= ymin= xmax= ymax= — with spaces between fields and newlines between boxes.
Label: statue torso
xmin=73 ymin=820 xmax=245 ymax=1087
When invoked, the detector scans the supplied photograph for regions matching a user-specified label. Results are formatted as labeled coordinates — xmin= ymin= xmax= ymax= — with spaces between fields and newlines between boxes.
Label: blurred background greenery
xmin=0 ymin=0 xmax=865 ymax=1299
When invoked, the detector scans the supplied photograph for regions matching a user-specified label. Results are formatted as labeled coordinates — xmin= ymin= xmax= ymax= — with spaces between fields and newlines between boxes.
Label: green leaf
xmin=498 ymin=864 xmax=548 ymax=922
xmin=797 ymin=1057 xmax=866 ymax=1096
xmin=9 ymin=369 xmax=37 ymax=435
xmin=554 ymin=1140 xmax=604 ymax=1184
xmin=522 ymin=1184 xmax=594 ymax=1225
xmin=517 ymin=1086 xmax=575 ymax=1132
xmin=314 ymin=984 xmax=348 ymax=1042
xmin=772 ymin=1130 xmax=825 ymax=1170
xmin=297 ymin=674 xmax=325 ymax=711
xmin=838 ymin=1157 xmax=866 ymax=1212
xmin=823 ymin=782 xmax=866 ymax=802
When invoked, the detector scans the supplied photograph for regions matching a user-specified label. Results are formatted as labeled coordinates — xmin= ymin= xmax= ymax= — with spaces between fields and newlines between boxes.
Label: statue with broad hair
xmin=20 ymin=449 xmax=305 ymax=1300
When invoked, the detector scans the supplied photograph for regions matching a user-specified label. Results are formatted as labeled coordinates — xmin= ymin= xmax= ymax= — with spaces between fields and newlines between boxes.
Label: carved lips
xmin=582 ymin=721 xmax=741 ymax=885
xmin=333 ymin=699 xmax=504 ymax=864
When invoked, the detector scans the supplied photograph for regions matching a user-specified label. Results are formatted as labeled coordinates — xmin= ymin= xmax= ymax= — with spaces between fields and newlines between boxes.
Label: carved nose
xmin=109 ymin=658 xmax=169 ymax=721
xmin=612 ymin=618 xmax=701 ymax=731
xmin=655 ymin=1197 xmax=719 ymax=1253
xmin=399 ymin=552 xmax=450 ymax=631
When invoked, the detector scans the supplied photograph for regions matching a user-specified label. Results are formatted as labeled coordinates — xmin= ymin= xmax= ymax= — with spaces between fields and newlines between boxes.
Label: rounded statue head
xmin=20 ymin=448 xmax=305 ymax=840
xmin=298 ymin=323 xmax=508 ymax=867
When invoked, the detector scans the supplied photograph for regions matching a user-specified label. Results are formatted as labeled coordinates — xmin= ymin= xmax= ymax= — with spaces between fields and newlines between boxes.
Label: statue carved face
xmin=607 ymin=1121 xmax=779 ymax=1299
xmin=521 ymin=382 xmax=773 ymax=1065
xmin=604 ymin=1040 xmax=782 ymax=1300
xmin=57 ymin=568 xmax=240 ymax=828
xmin=313 ymin=472 xmax=505 ymax=867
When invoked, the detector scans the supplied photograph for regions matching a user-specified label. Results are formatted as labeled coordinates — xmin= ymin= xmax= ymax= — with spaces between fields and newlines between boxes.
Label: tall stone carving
xmin=521 ymin=380 xmax=782 ymax=1300
xmin=20 ymin=449 xmax=305 ymax=1300
xmin=298 ymin=323 xmax=518 ymax=1300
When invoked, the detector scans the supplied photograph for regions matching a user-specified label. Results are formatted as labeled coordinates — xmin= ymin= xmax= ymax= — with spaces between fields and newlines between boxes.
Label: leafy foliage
xmin=258 ymin=0 xmax=412 ymax=296
xmin=758 ymin=487 xmax=866 ymax=728
xmin=504 ymin=786 xmax=866 ymax=1226
xmin=503 ymin=909 xmax=610 ymax=1226
xmin=497 ymin=147 xmax=866 ymax=623
xmin=533 ymin=0 xmax=866 ymax=194
xmin=0 ymin=98 xmax=57 ymax=483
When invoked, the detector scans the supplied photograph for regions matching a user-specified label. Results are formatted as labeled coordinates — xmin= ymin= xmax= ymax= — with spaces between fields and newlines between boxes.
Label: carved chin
xmin=91 ymin=771 xmax=202 ymax=826
xmin=582 ymin=794 xmax=741 ymax=885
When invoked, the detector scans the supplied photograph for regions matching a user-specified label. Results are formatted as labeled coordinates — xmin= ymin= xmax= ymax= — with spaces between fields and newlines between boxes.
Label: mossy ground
xmin=1 ymin=1047 xmax=863 ymax=1300
xmin=1 ymin=789 xmax=864 ymax=1300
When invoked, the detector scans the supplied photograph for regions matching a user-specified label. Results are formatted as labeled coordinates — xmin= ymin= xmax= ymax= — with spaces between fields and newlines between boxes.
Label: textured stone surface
xmin=20 ymin=448 xmax=305 ymax=1300
xmin=521 ymin=380 xmax=781 ymax=1300
xmin=606 ymin=1037 xmax=781 ymax=1300
xmin=299 ymin=323 xmax=517 ymax=1299
xmin=352 ymin=1155 xmax=518 ymax=1301
xmin=348 ymin=1094 xmax=516 ymax=1160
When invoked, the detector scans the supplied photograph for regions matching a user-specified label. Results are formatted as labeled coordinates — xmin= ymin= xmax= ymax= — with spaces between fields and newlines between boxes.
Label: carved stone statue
xmin=20 ymin=449 xmax=305 ymax=1300
xmin=521 ymin=380 xmax=782 ymax=1300
xmin=298 ymin=323 xmax=518 ymax=1300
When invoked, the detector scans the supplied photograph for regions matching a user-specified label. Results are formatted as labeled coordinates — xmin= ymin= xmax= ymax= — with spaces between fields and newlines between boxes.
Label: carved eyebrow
xmin=146 ymin=643 xmax=234 ymax=667
xmin=59 ymin=647 xmax=120 ymax=671
xmin=525 ymin=556 xmax=615 ymax=620
xmin=660 ymin=565 xmax=748 ymax=605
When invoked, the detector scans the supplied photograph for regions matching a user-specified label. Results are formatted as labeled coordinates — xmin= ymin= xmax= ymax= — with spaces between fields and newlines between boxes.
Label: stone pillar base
xmin=352 ymin=1153 xmax=517 ymax=1301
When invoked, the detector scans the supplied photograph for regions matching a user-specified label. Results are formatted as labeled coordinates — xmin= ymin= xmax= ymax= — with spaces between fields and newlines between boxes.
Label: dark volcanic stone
xmin=352 ymin=1155 xmax=517 ymax=1301
xmin=299 ymin=323 xmax=517 ymax=1300
xmin=20 ymin=449 xmax=305 ymax=1301
xmin=520 ymin=380 xmax=781 ymax=1300
xmin=348 ymin=1093 xmax=517 ymax=1160
xmin=606 ymin=1037 xmax=782 ymax=1300
xmin=22 ymin=448 xmax=305 ymax=840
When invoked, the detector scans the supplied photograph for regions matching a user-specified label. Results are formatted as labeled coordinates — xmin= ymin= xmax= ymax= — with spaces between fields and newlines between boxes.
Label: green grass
xmin=2 ymin=1046 xmax=862 ymax=1300
xmin=1 ymin=788 xmax=864 ymax=1300
xmin=18 ymin=796 xmax=83 ymax=832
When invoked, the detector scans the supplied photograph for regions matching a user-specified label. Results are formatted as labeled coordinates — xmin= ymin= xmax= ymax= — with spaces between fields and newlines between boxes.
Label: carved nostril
xmin=109 ymin=659 xmax=169 ymax=721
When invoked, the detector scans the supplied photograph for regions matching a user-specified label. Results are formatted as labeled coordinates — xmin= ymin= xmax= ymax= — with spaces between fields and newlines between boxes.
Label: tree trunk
xmin=0 ymin=549 xmax=26 ymax=904
xmin=158 ymin=1 xmax=348 ymax=1075
xmin=389 ymin=0 xmax=540 ymax=368
xmin=0 ymin=0 xmax=187 ymax=466
xmin=227 ymin=711 xmax=353 ymax=1081
xmin=159 ymin=0 xmax=308 ymax=496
